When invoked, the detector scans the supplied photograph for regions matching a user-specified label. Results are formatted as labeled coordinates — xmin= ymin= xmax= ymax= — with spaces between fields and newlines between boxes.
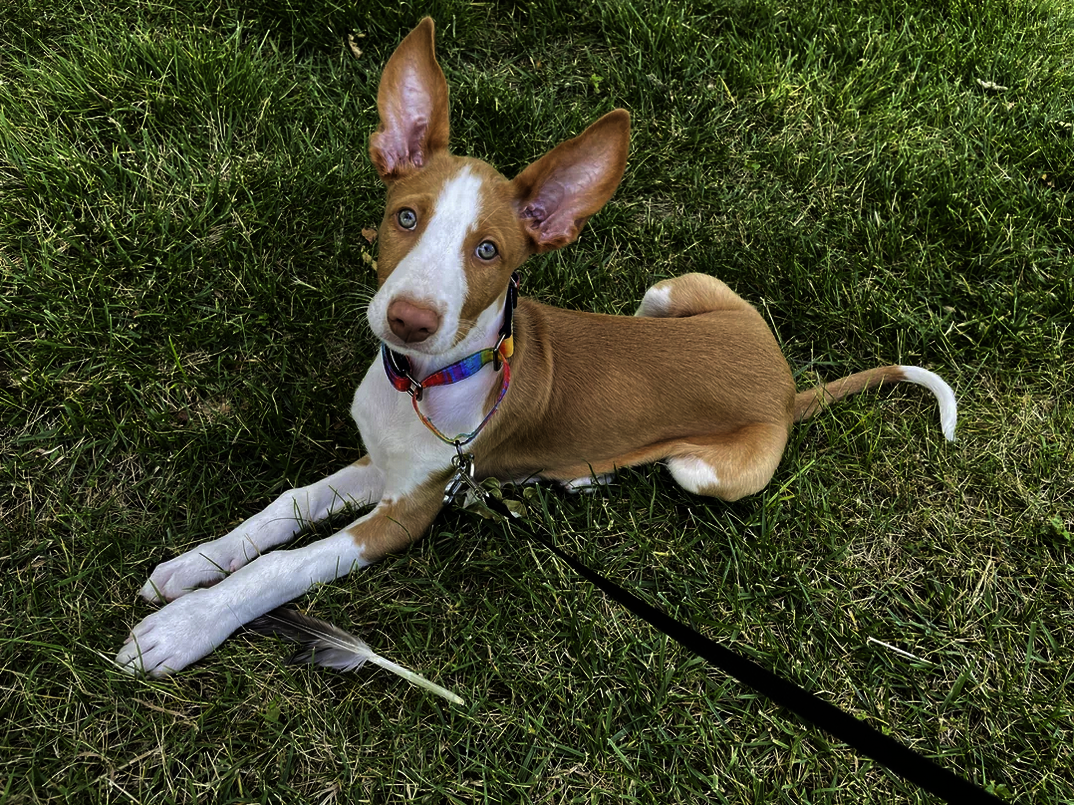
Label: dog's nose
xmin=387 ymin=299 xmax=441 ymax=343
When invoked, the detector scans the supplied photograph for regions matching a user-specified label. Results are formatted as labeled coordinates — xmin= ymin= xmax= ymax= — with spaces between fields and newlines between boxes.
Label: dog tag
xmin=444 ymin=452 xmax=484 ymax=505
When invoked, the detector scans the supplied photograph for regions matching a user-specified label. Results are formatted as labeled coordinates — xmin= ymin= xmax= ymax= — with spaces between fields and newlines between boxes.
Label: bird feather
xmin=247 ymin=607 xmax=465 ymax=705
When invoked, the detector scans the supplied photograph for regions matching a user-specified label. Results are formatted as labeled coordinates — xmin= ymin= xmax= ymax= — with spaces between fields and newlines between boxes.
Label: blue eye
xmin=475 ymin=240 xmax=498 ymax=260
xmin=397 ymin=208 xmax=417 ymax=229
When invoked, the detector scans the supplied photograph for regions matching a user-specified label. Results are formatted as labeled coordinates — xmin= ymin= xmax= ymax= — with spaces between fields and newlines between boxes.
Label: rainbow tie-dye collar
xmin=382 ymin=272 xmax=519 ymax=447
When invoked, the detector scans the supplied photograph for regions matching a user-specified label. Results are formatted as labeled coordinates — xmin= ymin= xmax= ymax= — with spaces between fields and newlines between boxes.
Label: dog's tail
xmin=794 ymin=365 xmax=957 ymax=441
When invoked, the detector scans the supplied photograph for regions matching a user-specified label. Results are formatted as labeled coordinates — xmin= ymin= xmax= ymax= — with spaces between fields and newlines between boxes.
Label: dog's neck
xmin=387 ymin=289 xmax=509 ymax=381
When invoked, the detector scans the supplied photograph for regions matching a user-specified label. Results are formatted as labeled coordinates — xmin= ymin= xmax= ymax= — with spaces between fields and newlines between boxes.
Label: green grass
xmin=1 ymin=0 xmax=1072 ymax=801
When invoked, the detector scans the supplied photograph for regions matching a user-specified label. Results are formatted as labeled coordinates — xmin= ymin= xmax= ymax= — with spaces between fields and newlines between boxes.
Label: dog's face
xmin=368 ymin=155 xmax=530 ymax=356
xmin=367 ymin=18 xmax=631 ymax=359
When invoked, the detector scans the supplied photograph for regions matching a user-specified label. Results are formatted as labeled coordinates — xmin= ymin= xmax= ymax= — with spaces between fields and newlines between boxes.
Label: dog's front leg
xmin=140 ymin=457 xmax=385 ymax=603
xmin=116 ymin=475 xmax=446 ymax=677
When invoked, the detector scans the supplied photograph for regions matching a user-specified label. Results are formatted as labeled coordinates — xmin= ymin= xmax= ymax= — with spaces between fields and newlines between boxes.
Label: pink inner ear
xmin=520 ymin=167 xmax=603 ymax=248
xmin=521 ymin=183 xmax=577 ymax=244
xmin=521 ymin=183 xmax=564 ymax=224
xmin=374 ymin=119 xmax=429 ymax=175
xmin=375 ymin=74 xmax=439 ymax=172
xmin=512 ymin=109 xmax=630 ymax=251
xmin=408 ymin=121 xmax=429 ymax=167
xmin=370 ymin=19 xmax=449 ymax=180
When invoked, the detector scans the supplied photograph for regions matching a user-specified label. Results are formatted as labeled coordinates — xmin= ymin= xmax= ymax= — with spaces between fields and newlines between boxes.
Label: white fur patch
xmin=351 ymin=351 xmax=498 ymax=500
xmin=667 ymin=455 xmax=721 ymax=495
xmin=635 ymin=283 xmax=673 ymax=317
xmin=367 ymin=166 xmax=484 ymax=356
xmin=117 ymin=531 xmax=368 ymax=677
xmin=898 ymin=366 xmax=958 ymax=441
xmin=138 ymin=461 xmax=385 ymax=603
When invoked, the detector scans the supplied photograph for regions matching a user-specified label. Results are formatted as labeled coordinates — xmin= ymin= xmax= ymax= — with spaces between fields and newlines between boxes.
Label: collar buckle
xmin=405 ymin=375 xmax=424 ymax=401
xmin=492 ymin=333 xmax=507 ymax=370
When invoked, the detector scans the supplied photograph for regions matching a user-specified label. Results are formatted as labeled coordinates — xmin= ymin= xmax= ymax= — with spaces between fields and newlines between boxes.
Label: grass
xmin=1 ymin=0 xmax=1072 ymax=801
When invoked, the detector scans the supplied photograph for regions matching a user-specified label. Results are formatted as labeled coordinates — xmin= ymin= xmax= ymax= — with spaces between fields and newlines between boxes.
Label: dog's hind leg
xmin=665 ymin=421 xmax=789 ymax=503
xmin=635 ymin=273 xmax=754 ymax=318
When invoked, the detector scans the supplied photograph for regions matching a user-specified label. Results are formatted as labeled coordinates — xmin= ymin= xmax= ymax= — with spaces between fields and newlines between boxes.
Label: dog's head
xmin=366 ymin=18 xmax=630 ymax=358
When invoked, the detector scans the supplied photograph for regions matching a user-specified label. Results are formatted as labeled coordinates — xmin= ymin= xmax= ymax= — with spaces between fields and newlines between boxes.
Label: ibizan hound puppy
xmin=116 ymin=18 xmax=956 ymax=677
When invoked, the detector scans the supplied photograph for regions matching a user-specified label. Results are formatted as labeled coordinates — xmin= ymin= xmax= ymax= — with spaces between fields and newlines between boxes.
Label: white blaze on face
xmin=369 ymin=166 xmax=485 ymax=356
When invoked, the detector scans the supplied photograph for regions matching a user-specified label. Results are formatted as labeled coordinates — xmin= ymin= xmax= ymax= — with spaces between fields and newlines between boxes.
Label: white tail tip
xmin=898 ymin=366 xmax=958 ymax=442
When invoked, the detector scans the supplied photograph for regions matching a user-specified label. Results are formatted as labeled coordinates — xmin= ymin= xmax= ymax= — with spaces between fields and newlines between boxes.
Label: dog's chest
xmin=350 ymin=356 xmax=501 ymax=496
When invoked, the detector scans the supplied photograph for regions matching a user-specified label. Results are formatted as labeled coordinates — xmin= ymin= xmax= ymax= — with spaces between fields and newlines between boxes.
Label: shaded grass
xmin=2 ymin=0 xmax=1073 ymax=802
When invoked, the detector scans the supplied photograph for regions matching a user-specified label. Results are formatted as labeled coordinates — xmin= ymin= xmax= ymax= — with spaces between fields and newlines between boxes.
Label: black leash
xmin=456 ymin=474 xmax=1005 ymax=803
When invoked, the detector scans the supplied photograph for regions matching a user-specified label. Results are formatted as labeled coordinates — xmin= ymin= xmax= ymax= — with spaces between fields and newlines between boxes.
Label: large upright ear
xmin=369 ymin=18 xmax=450 ymax=182
xmin=511 ymin=109 xmax=630 ymax=252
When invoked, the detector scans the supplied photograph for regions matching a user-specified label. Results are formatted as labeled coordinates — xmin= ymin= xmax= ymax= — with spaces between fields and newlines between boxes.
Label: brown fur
xmin=793 ymin=366 xmax=908 ymax=423
xmin=474 ymin=294 xmax=795 ymax=491
xmin=369 ymin=18 xmax=944 ymax=505
xmin=346 ymin=471 xmax=450 ymax=560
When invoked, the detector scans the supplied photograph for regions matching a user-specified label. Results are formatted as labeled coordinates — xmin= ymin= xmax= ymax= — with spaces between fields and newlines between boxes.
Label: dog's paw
xmin=139 ymin=536 xmax=261 ymax=603
xmin=115 ymin=590 xmax=240 ymax=677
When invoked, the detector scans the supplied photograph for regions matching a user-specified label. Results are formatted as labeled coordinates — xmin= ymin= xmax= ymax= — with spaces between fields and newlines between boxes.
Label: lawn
xmin=1 ymin=0 xmax=1072 ymax=802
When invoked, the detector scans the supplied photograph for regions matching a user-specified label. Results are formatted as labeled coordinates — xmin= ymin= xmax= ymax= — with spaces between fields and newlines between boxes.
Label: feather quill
xmin=247 ymin=608 xmax=465 ymax=705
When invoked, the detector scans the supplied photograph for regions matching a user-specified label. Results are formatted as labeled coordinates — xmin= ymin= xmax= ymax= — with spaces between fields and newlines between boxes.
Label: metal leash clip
xmin=444 ymin=449 xmax=486 ymax=505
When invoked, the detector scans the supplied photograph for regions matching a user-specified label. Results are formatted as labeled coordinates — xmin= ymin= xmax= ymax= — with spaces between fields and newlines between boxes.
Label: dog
xmin=116 ymin=18 xmax=956 ymax=676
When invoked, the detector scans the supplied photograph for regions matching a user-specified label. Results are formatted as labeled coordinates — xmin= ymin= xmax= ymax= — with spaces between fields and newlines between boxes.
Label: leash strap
xmin=476 ymin=492 xmax=1005 ymax=804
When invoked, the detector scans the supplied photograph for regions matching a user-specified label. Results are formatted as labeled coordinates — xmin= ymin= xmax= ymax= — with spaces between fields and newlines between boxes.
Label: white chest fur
xmin=349 ymin=347 xmax=502 ymax=500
